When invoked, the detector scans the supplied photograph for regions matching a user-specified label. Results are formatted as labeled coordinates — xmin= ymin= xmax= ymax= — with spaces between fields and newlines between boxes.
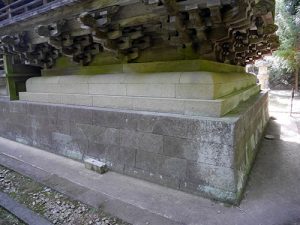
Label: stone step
xmin=25 ymin=72 xmax=256 ymax=100
xmin=19 ymin=85 xmax=260 ymax=117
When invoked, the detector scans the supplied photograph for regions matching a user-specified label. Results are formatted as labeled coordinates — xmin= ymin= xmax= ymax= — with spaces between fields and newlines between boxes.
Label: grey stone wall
xmin=0 ymin=92 xmax=269 ymax=203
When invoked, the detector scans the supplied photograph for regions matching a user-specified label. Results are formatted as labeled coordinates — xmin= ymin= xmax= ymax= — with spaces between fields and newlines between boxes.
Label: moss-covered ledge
xmin=42 ymin=59 xmax=246 ymax=76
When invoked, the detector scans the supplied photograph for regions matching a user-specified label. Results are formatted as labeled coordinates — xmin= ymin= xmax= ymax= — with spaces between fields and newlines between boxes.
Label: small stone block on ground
xmin=84 ymin=157 xmax=108 ymax=174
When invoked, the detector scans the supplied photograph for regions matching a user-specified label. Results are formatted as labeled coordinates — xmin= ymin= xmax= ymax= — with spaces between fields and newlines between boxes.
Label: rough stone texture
xmin=0 ymin=92 xmax=269 ymax=203
xmin=84 ymin=157 xmax=108 ymax=174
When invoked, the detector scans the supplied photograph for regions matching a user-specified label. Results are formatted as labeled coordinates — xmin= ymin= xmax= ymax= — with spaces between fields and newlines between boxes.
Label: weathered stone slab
xmin=20 ymin=71 xmax=260 ymax=117
xmin=52 ymin=132 xmax=87 ymax=160
xmin=20 ymin=85 xmax=260 ymax=117
xmin=84 ymin=157 xmax=108 ymax=174
xmin=163 ymin=136 xmax=233 ymax=168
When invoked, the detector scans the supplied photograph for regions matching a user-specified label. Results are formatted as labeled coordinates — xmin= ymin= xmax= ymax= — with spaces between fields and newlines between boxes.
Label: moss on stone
xmin=124 ymin=60 xmax=245 ymax=74
xmin=89 ymin=53 xmax=122 ymax=66
xmin=55 ymin=57 xmax=77 ymax=69
xmin=133 ymin=44 xmax=206 ymax=63
xmin=42 ymin=59 xmax=245 ymax=76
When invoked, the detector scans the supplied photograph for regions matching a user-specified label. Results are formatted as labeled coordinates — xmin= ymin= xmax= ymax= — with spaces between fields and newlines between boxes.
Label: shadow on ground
xmin=238 ymin=91 xmax=300 ymax=225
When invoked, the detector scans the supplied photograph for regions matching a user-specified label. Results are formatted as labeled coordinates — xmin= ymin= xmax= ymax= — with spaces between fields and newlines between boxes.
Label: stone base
xmin=0 ymin=91 xmax=268 ymax=203
xmin=19 ymin=71 xmax=259 ymax=117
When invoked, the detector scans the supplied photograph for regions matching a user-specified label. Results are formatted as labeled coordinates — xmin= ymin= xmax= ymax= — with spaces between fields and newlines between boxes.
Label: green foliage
xmin=273 ymin=0 xmax=300 ymax=72
xmin=284 ymin=0 xmax=300 ymax=15
xmin=266 ymin=0 xmax=300 ymax=88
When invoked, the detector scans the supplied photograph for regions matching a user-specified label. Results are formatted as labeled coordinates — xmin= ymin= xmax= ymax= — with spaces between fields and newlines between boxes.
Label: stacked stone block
xmin=0 ymin=91 xmax=268 ymax=203
xmin=19 ymin=71 xmax=260 ymax=117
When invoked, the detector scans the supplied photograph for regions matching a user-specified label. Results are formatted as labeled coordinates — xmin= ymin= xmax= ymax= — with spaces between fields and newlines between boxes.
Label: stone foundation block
xmin=0 ymin=91 xmax=269 ymax=203
xmin=20 ymin=72 xmax=260 ymax=117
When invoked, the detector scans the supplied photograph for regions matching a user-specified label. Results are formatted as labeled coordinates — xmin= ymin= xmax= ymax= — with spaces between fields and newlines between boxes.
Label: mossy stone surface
xmin=43 ymin=59 xmax=245 ymax=76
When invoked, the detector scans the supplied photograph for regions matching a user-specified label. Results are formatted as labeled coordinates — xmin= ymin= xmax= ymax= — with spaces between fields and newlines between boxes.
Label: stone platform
xmin=0 ymin=90 xmax=268 ymax=203
xmin=0 ymin=59 xmax=269 ymax=203
xmin=20 ymin=72 xmax=259 ymax=117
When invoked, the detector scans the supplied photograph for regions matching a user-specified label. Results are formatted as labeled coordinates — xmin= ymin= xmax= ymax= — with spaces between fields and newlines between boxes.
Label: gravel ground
xmin=0 ymin=166 xmax=131 ymax=225
xmin=0 ymin=206 xmax=26 ymax=225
